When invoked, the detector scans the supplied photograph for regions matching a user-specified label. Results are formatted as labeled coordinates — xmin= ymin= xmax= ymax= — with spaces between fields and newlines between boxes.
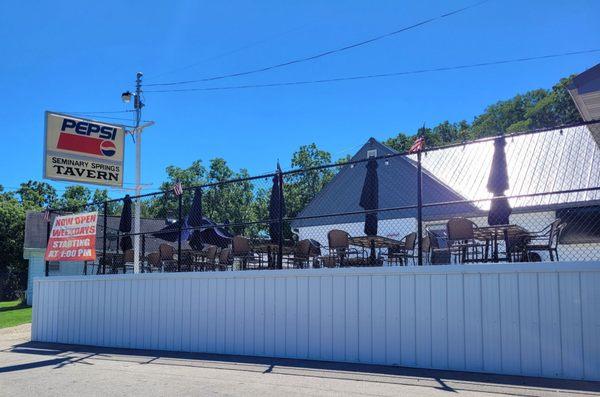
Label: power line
xmin=145 ymin=0 xmax=489 ymax=87
xmin=144 ymin=48 xmax=600 ymax=93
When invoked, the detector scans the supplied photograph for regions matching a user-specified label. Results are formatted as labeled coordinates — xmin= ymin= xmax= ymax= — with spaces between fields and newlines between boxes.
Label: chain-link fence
xmin=42 ymin=120 xmax=600 ymax=275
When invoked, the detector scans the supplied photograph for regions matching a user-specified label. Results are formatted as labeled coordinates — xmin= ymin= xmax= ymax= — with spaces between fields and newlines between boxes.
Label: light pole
xmin=121 ymin=72 xmax=153 ymax=273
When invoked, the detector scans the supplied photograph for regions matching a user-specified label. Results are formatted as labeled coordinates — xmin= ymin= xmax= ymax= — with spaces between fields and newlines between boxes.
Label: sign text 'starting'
xmin=44 ymin=212 xmax=98 ymax=262
xmin=44 ymin=112 xmax=124 ymax=187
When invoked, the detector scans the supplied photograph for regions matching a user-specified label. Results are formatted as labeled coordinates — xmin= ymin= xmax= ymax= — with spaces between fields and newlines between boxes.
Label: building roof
xmin=292 ymin=138 xmax=480 ymax=228
xmin=568 ymin=63 xmax=600 ymax=122
xmin=417 ymin=125 xmax=600 ymax=211
xmin=292 ymin=125 xmax=600 ymax=228
xmin=24 ymin=211 xmax=191 ymax=254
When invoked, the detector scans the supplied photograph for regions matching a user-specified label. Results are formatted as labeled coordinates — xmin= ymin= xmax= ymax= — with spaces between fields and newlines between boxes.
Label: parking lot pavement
xmin=1 ymin=325 xmax=599 ymax=397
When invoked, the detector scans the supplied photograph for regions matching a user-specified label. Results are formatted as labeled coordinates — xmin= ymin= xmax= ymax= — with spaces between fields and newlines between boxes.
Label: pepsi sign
xmin=44 ymin=112 xmax=125 ymax=187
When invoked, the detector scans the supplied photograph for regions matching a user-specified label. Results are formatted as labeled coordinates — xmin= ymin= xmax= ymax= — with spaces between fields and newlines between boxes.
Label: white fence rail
xmin=32 ymin=262 xmax=600 ymax=380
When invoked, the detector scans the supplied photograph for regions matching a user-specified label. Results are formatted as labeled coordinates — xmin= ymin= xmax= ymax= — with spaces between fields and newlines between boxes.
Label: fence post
xmin=103 ymin=202 xmax=108 ymax=274
xmin=141 ymin=234 xmax=146 ymax=273
xmin=277 ymin=171 xmax=284 ymax=270
xmin=45 ymin=210 xmax=51 ymax=277
xmin=417 ymin=151 xmax=423 ymax=266
xmin=177 ymin=193 xmax=182 ymax=272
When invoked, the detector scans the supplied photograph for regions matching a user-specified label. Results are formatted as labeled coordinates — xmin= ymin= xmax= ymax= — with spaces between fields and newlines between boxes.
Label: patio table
xmin=251 ymin=239 xmax=294 ymax=268
xmin=473 ymin=224 xmax=530 ymax=262
xmin=349 ymin=235 xmax=404 ymax=266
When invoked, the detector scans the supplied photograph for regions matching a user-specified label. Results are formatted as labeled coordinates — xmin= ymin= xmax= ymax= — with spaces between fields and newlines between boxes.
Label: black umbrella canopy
xmin=188 ymin=187 xmax=204 ymax=250
xmin=487 ymin=135 xmax=512 ymax=225
xmin=119 ymin=195 xmax=133 ymax=251
xmin=268 ymin=164 xmax=286 ymax=243
xmin=359 ymin=158 xmax=379 ymax=236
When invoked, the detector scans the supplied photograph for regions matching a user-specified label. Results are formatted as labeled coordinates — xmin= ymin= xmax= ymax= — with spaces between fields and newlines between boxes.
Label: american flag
xmin=409 ymin=136 xmax=425 ymax=154
xmin=43 ymin=208 xmax=50 ymax=222
xmin=173 ymin=181 xmax=183 ymax=196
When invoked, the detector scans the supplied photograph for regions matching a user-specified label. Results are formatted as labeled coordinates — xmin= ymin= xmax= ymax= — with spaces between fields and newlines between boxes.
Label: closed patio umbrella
xmin=119 ymin=195 xmax=133 ymax=252
xmin=487 ymin=135 xmax=512 ymax=225
xmin=188 ymin=187 xmax=204 ymax=250
xmin=269 ymin=164 xmax=286 ymax=244
xmin=359 ymin=158 xmax=379 ymax=236
xmin=359 ymin=158 xmax=379 ymax=265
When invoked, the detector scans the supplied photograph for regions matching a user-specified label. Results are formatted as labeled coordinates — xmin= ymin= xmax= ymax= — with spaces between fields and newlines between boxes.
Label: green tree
xmin=58 ymin=185 xmax=92 ymax=212
xmin=0 ymin=190 xmax=27 ymax=299
xmin=16 ymin=180 xmax=58 ymax=210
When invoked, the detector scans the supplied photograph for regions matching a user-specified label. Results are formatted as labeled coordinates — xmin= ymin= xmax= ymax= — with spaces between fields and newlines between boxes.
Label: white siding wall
xmin=32 ymin=262 xmax=600 ymax=380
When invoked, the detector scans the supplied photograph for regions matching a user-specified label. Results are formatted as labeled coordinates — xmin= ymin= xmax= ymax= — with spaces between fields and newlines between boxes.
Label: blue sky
xmin=0 ymin=0 xmax=599 ymax=197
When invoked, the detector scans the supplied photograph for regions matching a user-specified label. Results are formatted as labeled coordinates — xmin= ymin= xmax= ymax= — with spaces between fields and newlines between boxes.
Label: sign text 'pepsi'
xmin=44 ymin=112 xmax=125 ymax=187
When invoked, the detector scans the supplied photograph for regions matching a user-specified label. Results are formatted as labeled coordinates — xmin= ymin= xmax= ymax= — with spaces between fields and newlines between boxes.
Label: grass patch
xmin=0 ymin=300 xmax=32 ymax=329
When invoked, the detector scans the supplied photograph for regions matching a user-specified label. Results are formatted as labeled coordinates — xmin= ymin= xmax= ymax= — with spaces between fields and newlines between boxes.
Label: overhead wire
xmin=144 ymin=48 xmax=600 ymax=93
xmin=145 ymin=0 xmax=490 ymax=87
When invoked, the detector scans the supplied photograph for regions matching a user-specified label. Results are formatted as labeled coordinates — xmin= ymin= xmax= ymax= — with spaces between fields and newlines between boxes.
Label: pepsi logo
xmin=100 ymin=140 xmax=116 ymax=157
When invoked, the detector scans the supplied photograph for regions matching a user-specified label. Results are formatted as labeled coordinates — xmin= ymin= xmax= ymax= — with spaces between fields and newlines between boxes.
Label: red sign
xmin=44 ymin=212 xmax=98 ymax=262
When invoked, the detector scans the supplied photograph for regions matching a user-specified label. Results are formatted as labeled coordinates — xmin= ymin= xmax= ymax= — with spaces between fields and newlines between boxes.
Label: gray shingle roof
xmin=291 ymin=138 xmax=479 ymax=228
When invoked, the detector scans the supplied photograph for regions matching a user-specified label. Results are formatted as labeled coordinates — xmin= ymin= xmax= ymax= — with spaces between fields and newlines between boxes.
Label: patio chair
xmin=217 ymin=247 xmax=233 ymax=271
xmin=323 ymin=229 xmax=366 ymax=267
xmin=232 ymin=236 xmax=257 ymax=270
xmin=159 ymin=243 xmax=176 ymax=271
xmin=388 ymin=232 xmax=417 ymax=266
xmin=123 ymin=249 xmax=135 ymax=273
xmin=524 ymin=219 xmax=565 ymax=261
xmin=291 ymin=239 xmax=320 ymax=269
xmin=446 ymin=217 xmax=486 ymax=263
xmin=146 ymin=252 xmax=162 ymax=272
xmin=202 ymin=245 xmax=219 ymax=271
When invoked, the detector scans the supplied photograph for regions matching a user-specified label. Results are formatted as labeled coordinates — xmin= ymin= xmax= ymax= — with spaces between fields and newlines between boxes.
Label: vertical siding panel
xmin=103 ymin=280 xmax=112 ymax=347
xmin=320 ymin=276 xmax=333 ymax=361
xmin=65 ymin=282 xmax=73 ymax=344
xmin=150 ymin=279 xmax=160 ymax=350
xmin=169 ymin=279 xmax=180 ymax=351
xmin=481 ymin=273 xmax=502 ymax=373
xmin=225 ymin=278 xmax=236 ymax=354
xmin=181 ymin=278 xmax=192 ymax=352
xmin=447 ymin=274 xmax=465 ymax=370
xmin=234 ymin=278 xmax=245 ymax=354
xmin=215 ymin=277 xmax=227 ymax=354
xmin=385 ymin=275 xmax=401 ymax=366
xmin=129 ymin=279 xmax=142 ymax=349
xmin=345 ymin=276 xmax=359 ymax=362
xmin=372 ymin=275 xmax=386 ymax=365
xmin=207 ymin=278 xmax=218 ymax=353
xmin=157 ymin=279 xmax=168 ymax=350
xmin=189 ymin=279 xmax=200 ymax=352
xmin=297 ymin=277 xmax=312 ymax=358
xmin=415 ymin=275 xmax=431 ymax=368
xmin=358 ymin=275 xmax=373 ymax=363
xmin=581 ymin=272 xmax=600 ymax=380
xmin=499 ymin=273 xmax=521 ymax=375
xmin=308 ymin=276 xmax=321 ymax=360
xmin=285 ymin=277 xmax=298 ymax=358
xmin=538 ymin=273 xmax=561 ymax=378
xmin=400 ymin=275 xmax=416 ymax=366
xmin=274 ymin=277 xmax=286 ymax=357
xmin=559 ymin=272 xmax=584 ymax=379
xmin=264 ymin=277 xmax=276 ymax=357
xmin=431 ymin=274 xmax=448 ymax=369
xmin=117 ymin=280 xmax=127 ymax=347
xmin=254 ymin=278 xmax=265 ymax=356
xmin=464 ymin=274 xmax=483 ymax=371
xmin=31 ymin=280 xmax=39 ymax=341
xmin=244 ymin=277 xmax=255 ymax=356
xmin=331 ymin=276 xmax=345 ymax=361
xmin=518 ymin=273 xmax=542 ymax=376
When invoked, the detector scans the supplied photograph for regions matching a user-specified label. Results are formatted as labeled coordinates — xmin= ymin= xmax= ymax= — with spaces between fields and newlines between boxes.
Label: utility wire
xmin=145 ymin=0 xmax=489 ymax=87
xmin=68 ymin=110 xmax=134 ymax=114
xmin=144 ymin=48 xmax=600 ymax=93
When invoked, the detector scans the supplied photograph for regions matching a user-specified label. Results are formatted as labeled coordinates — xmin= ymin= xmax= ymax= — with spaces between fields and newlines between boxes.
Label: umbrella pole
xmin=417 ymin=151 xmax=423 ymax=267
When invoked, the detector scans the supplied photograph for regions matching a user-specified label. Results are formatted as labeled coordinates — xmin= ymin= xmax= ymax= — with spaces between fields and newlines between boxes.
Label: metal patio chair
xmin=446 ymin=217 xmax=486 ymax=263
xmin=524 ymin=219 xmax=565 ymax=261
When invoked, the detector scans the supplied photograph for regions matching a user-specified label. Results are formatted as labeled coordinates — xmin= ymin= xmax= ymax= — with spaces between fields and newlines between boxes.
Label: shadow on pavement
xmin=5 ymin=341 xmax=600 ymax=395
